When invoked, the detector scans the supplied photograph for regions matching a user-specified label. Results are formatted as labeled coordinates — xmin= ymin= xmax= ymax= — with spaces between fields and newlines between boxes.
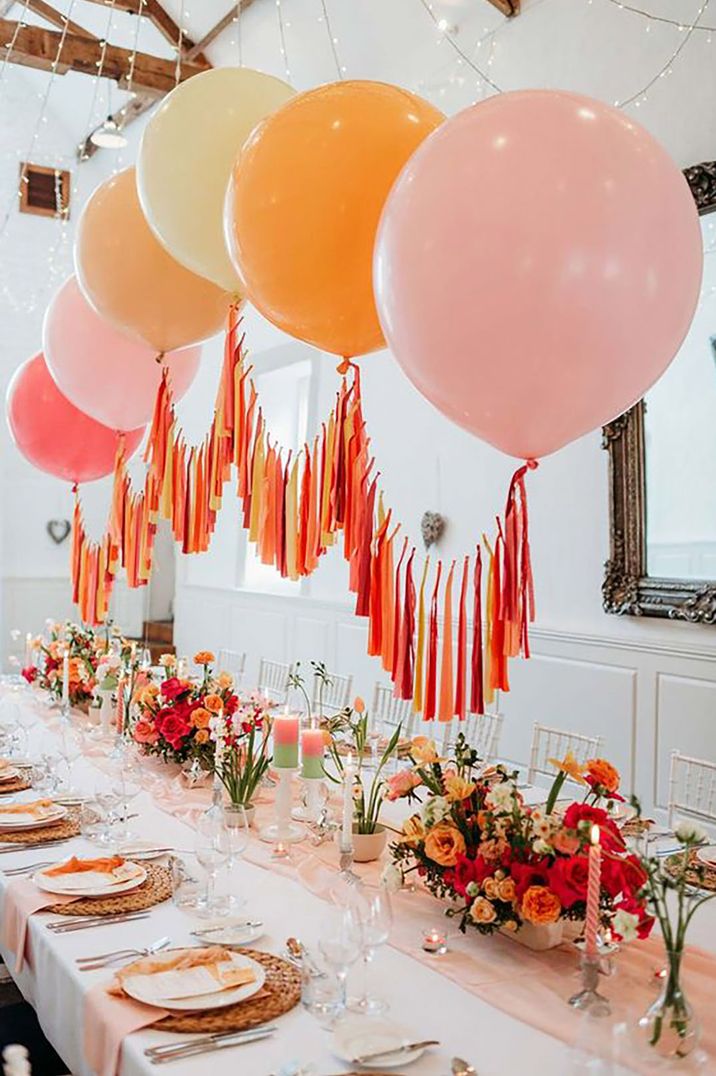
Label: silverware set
xmin=3 ymin=859 xmax=59 ymax=876
xmin=76 ymin=935 xmax=170 ymax=971
xmin=144 ymin=1024 xmax=276 ymax=1063
xmin=0 ymin=838 xmax=71 ymax=855
xmin=46 ymin=911 xmax=151 ymax=934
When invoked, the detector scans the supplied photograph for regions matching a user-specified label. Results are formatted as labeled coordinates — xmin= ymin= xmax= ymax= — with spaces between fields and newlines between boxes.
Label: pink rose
xmin=133 ymin=718 xmax=159 ymax=746
xmin=385 ymin=769 xmax=422 ymax=801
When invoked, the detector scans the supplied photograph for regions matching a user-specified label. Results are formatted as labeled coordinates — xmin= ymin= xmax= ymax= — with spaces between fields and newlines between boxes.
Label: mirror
xmin=604 ymin=161 xmax=716 ymax=624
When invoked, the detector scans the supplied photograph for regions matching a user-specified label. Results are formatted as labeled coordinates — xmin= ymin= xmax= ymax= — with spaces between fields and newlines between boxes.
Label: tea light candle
xmin=274 ymin=710 xmax=300 ymax=769
xmin=272 ymin=839 xmax=289 ymax=860
xmin=585 ymin=824 xmax=601 ymax=959
xmin=301 ymin=723 xmax=324 ymax=779
xmin=422 ymin=927 xmax=448 ymax=954
xmin=340 ymin=752 xmax=355 ymax=853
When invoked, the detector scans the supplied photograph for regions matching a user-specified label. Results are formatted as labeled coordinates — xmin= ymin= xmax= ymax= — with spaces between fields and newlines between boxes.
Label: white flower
xmin=612 ymin=908 xmax=639 ymax=943
xmin=485 ymin=782 xmax=516 ymax=812
xmin=421 ymin=796 xmax=451 ymax=827
xmin=465 ymin=881 xmax=479 ymax=898
xmin=532 ymin=838 xmax=552 ymax=855
xmin=674 ymin=821 xmax=707 ymax=846
xmin=380 ymin=862 xmax=403 ymax=894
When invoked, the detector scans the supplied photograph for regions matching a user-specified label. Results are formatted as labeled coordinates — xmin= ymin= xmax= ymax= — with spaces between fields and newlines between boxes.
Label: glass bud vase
xmin=637 ymin=950 xmax=700 ymax=1060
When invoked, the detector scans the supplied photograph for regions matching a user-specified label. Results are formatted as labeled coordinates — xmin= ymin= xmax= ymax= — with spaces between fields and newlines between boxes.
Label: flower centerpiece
xmin=387 ymin=735 xmax=653 ymax=948
xmin=631 ymin=813 xmax=715 ymax=1060
xmin=209 ymin=696 xmax=272 ymax=818
xmin=132 ymin=650 xmax=239 ymax=767
xmin=24 ymin=621 xmax=105 ymax=711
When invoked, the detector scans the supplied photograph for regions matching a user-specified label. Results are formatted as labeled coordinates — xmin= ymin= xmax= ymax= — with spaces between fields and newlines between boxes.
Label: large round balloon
xmin=44 ymin=277 xmax=201 ymax=432
xmin=75 ymin=167 xmax=233 ymax=353
xmin=225 ymin=80 xmax=444 ymax=357
xmin=6 ymin=353 xmax=144 ymax=483
xmin=374 ymin=90 xmax=703 ymax=459
xmin=138 ymin=67 xmax=294 ymax=293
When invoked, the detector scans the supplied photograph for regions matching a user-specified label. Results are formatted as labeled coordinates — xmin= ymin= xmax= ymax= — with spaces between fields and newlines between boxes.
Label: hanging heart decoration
xmin=421 ymin=510 xmax=445 ymax=550
xmin=46 ymin=519 xmax=71 ymax=545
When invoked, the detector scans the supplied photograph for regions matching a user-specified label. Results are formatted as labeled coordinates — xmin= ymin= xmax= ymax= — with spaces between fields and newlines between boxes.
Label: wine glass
xmin=318 ymin=905 xmax=362 ymax=1009
xmin=194 ymin=808 xmax=229 ymax=917
xmin=346 ymin=885 xmax=393 ymax=1016
xmin=219 ymin=804 xmax=250 ymax=909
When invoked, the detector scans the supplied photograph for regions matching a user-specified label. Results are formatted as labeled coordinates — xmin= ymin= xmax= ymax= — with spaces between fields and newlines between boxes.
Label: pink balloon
xmin=6 ymin=352 xmax=144 ymax=484
xmin=43 ymin=276 xmax=201 ymax=432
xmin=374 ymin=90 xmax=703 ymax=459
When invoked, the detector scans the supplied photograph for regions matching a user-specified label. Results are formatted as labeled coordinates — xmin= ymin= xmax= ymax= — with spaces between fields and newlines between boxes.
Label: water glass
xmin=301 ymin=949 xmax=345 ymax=1028
xmin=194 ymin=808 xmax=229 ymax=917
xmin=171 ymin=854 xmax=205 ymax=914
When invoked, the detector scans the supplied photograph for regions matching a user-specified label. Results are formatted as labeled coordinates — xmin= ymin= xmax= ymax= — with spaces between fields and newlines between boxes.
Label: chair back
xmin=371 ymin=683 xmax=415 ymax=739
xmin=439 ymin=711 xmax=504 ymax=761
xmin=527 ymin=722 xmax=602 ymax=786
xmin=217 ymin=648 xmax=246 ymax=687
xmin=257 ymin=658 xmax=293 ymax=704
xmin=668 ymin=750 xmax=716 ymax=830
xmin=312 ymin=670 xmax=353 ymax=716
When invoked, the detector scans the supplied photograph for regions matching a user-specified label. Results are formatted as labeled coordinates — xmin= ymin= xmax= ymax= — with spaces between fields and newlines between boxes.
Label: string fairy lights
xmin=276 ymin=0 xmax=292 ymax=82
xmin=606 ymin=0 xmax=715 ymax=34
xmin=319 ymin=0 xmax=346 ymax=79
xmin=613 ymin=0 xmax=711 ymax=107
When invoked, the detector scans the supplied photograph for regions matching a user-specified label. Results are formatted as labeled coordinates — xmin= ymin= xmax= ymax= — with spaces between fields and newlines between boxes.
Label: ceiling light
xmin=90 ymin=117 xmax=128 ymax=150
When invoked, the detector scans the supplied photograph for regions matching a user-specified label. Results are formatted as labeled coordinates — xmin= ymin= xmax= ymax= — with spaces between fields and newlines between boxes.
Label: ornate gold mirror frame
xmin=603 ymin=161 xmax=716 ymax=625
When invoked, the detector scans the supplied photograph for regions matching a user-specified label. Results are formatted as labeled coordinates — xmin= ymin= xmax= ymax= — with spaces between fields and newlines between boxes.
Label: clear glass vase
xmin=637 ymin=949 xmax=700 ymax=1060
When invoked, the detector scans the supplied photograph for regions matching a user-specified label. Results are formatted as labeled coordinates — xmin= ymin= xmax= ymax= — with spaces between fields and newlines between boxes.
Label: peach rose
xmin=194 ymin=729 xmax=210 ymax=744
xmin=192 ymin=707 xmax=211 ymax=729
xmin=483 ymin=876 xmax=500 ymax=899
xmin=159 ymin=654 xmax=176 ymax=668
xmin=496 ymin=877 xmax=516 ymax=903
xmin=385 ymin=769 xmax=422 ymax=801
xmin=217 ymin=672 xmax=234 ymax=690
xmin=521 ymin=885 xmax=561 ymax=925
xmin=424 ymin=822 xmax=466 ymax=867
xmin=411 ymin=736 xmax=438 ymax=764
xmin=552 ymin=829 xmax=581 ymax=855
xmin=586 ymin=758 xmax=620 ymax=794
xmin=470 ymin=896 xmax=497 ymax=924
xmin=133 ymin=718 xmax=159 ymax=746
xmin=444 ymin=773 xmax=475 ymax=802
xmin=204 ymin=694 xmax=223 ymax=713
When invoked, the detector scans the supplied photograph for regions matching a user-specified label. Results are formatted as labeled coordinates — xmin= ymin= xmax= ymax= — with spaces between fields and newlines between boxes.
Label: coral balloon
xmin=138 ymin=67 xmax=294 ymax=292
xmin=6 ymin=353 xmax=143 ymax=483
xmin=225 ymin=80 xmax=444 ymax=357
xmin=374 ymin=91 xmax=703 ymax=459
xmin=75 ymin=167 xmax=233 ymax=352
xmin=44 ymin=276 xmax=201 ymax=432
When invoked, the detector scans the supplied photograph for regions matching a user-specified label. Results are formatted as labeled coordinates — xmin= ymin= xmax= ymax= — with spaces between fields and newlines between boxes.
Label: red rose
xmin=562 ymin=803 xmax=624 ymax=851
xmin=602 ymin=853 xmax=647 ymax=899
xmin=21 ymin=666 xmax=37 ymax=684
xmin=452 ymin=854 xmax=492 ymax=896
xmin=511 ymin=861 xmax=550 ymax=900
xmin=224 ymin=694 xmax=239 ymax=715
xmin=158 ymin=713 xmax=191 ymax=750
xmin=549 ymin=856 xmax=589 ymax=908
xmin=161 ymin=677 xmax=189 ymax=702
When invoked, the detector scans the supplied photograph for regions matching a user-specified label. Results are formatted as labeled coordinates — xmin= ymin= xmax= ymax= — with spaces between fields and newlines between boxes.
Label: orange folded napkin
xmin=109 ymin=946 xmax=252 ymax=998
xmin=45 ymin=855 xmax=125 ymax=878
xmin=0 ymin=799 xmax=54 ymax=816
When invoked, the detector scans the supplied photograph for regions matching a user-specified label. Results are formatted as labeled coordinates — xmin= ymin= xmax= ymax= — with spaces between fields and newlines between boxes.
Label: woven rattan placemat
xmin=664 ymin=848 xmax=716 ymax=892
xmin=0 ymin=776 xmax=32 ymax=795
xmin=46 ymin=863 xmax=173 ymax=916
xmin=0 ymin=808 xmax=80 ymax=844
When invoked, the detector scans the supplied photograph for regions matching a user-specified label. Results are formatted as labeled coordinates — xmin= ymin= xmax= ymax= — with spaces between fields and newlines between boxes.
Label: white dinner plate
xmin=333 ymin=1018 xmax=426 ymax=1068
xmin=0 ymin=804 xmax=67 ymax=831
xmin=116 ymin=841 xmax=171 ymax=861
xmin=696 ymin=845 xmax=716 ymax=869
xmin=122 ymin=948 xmax=266 ymax=1012
xmin=191 ymin=920 xmax=265 ymax=948
xmin=33 ymin=861 xmax=147 ymax=898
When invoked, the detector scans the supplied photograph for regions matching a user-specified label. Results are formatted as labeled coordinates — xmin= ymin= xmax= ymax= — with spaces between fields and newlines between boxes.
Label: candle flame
xmin=591 ymin=824 xmax=600 ymax=845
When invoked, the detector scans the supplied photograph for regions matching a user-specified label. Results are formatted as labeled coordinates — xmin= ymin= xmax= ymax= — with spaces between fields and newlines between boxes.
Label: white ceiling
xmin=2 ymin=0 xmax=715 ymax=168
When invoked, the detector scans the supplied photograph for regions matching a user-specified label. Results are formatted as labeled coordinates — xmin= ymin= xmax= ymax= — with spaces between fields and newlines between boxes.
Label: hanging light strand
xmin=276 ymin=0 xmax=292 ymax=82
xmin=0 ymin=0 xmax=31 ymax=87
xmin=235 ymin=0 xmax=243 ymax=66
xmin=126 ymin=0 xmax=147 ymax=94
xmin=606 ymin=0 xmax=715 ymax=34
xmin=614 ymin=0 xmax=711 ymax=107
xmin=416 ymin=0 xmax=503 ymax=93
xmin=174 ymin=0 xmax=186 ymax=85
xmin=319 ymin=0 xmax=346 ymax=79
xmin=78 ymin=0 xmax=118 ymax=156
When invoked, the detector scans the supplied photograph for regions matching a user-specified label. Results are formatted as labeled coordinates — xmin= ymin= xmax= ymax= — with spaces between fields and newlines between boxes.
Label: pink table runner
xmin=2 ymin=877 xmax=79 ymax=972
xmin=84 ymin=983 xmax=169 ymax=1076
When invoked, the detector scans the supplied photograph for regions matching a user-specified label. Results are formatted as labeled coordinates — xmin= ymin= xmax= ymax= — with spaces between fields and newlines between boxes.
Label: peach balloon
xmin=375 ymin=91 xmax=703 ymax=460
xmin=43 ymin=276 xmax=201 ymax=432
xmin=225 ymin=80 xmax=444 ymax=358
xmin=6 ymin=352 xmax=143 ymax=484
xmin=75 ymin=167 xmax=233 ymax=353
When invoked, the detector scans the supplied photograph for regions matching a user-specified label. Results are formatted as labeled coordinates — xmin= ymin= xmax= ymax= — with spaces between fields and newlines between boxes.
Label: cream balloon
xmin=137 ymin=67 xmax=294 ymax=293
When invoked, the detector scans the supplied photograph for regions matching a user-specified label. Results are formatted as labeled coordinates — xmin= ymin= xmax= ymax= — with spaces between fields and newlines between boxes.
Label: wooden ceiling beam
xmin=78 ymin=89 xmax=156 ymax=159
xmin=0 ymin=17 xmax=210 ymax=94
xmin=21 ymin=0 xmax=98 ymax=37
xmin=78 ymin=0 xmax=208 ymax=64
xmin=183 ymin=0 xmax=256 ymax=62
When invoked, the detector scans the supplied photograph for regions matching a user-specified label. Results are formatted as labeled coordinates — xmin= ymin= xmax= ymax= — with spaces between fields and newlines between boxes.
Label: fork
xmin=3 ymin=860 xmax=56 ymax=876
xmin=76 ymin=935 xmax=171 ymax=970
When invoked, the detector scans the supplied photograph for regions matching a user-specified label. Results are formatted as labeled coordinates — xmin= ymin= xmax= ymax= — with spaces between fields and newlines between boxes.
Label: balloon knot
xmin=156 ymin=352 xmax=165 ymax=365
xmin=336 ymin=358 xmax=351 ymax=376
xmin=71 ymin=482 xmax=78 ymax=495
xmin=525 ymin=459 xmax=539 ymax=471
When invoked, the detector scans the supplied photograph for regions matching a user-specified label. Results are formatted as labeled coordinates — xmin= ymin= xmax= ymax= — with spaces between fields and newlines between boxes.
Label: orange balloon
xmin=225 ymin=81 xmax=444 ymax=357
xmin=75 ymin=167 xmax=233 ymax=353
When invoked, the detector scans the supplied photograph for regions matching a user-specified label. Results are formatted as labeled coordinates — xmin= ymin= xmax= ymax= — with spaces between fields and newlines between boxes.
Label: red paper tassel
xmin=395 ymin=547 xmax=416 ymax=700
xmin=438 ymin=560 xmax=456 ymax=723
xmin=470 ymin=546 xmax=485 ymax=715
xmin=423 ymin=560 xmax=442 ymax=721
xmin=390 ymin=537 xmax=408 ymax=684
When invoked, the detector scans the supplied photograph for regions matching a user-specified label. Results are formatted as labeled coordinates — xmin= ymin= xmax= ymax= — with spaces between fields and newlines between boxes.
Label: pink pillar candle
xmin=273 ymin=713 xmax=300 ymax=768
xmin=585 ymin=824 xmax=601 ymax=958
xmin=301 ymin=727 xmax=325 ymax=779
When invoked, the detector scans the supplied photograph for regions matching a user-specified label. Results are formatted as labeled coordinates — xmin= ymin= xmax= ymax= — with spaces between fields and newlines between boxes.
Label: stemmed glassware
xmin=218 ymin=804 xmax=250 ymax=909
xmin=194 ymin=807 xmax=229 ymax=917
xmin=318 ymin=905 xmax=363 ymax=1009
xmin=346 ymin=885 xmax=393 ymax=1016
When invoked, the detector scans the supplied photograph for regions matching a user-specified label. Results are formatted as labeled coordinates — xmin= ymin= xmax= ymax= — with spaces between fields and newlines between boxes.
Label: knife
xmin=147 ymin=1026 xmax=275 ymax=1063
xmin=354 ymin=1039 xmax=440 ymax=1064
xmin=145 ymin=1025 xmax=277 ymax=1058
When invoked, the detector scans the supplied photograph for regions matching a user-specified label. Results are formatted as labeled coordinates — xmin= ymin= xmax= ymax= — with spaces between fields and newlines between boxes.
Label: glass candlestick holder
xmin=259 ymin=767 xmax=305 ymax=844
xmin=569 ymin=953 xmax=611 ymax=1016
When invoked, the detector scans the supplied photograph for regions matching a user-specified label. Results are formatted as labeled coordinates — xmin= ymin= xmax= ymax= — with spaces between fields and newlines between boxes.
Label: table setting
xmin=0 ymin=646 xmax=714 ymax=1076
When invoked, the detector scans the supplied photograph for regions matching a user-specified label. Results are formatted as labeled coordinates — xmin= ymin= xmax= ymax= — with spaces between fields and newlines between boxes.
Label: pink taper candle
xmin=585 ymin=824 xmax=601 ymax=958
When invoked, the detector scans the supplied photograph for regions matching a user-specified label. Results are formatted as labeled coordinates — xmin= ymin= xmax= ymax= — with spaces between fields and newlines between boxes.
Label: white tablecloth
xmin=0 ymin=692 xmax=711 ymax=1076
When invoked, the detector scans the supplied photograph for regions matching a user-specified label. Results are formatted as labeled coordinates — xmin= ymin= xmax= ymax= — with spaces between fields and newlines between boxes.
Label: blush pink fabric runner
xmin=84 ymin=983 xmax=169 ymax=1076
xmin=2 ymin=877 xmax=79 ymax=972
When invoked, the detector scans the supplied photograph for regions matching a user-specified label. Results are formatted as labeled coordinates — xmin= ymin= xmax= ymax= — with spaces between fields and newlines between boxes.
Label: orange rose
xmin=193 ymin=651 xmax=215 ymax=666
xmin=217 ymin=672 xmax=234 ymax=690
xmin=423 ymin=822 xmax=466 ymax=867
xmin=470 ymin=896 xmax=497 ymax=924
xmin=194 ymin=729 xmax=210 ymax=744
xmin=496 ymin=877 xmax=516 ymax=903
xmin=204 ymin=694 xmax=223 ymax=713
xmin=192 ymin=707 xmax=211 ymax=729
xmin=586 ymin=758 xmax=620 ymax=794
xmin=521 ymin=885 xmax=561 ymax=925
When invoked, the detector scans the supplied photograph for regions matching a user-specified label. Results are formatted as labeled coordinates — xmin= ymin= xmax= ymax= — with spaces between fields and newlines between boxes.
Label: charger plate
xmin=153 ymin=950 xmax=301 ymax=1034
xmin=45 ymin=862 xmax=172 ymax=916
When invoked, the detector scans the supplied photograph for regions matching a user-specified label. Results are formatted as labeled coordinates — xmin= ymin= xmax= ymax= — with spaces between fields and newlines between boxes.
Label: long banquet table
xmin=0 ymin=691 xmax=713 ymax=1076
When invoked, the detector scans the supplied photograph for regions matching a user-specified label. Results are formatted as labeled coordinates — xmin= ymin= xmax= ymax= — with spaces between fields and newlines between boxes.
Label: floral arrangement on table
xmin=21 ymin=621 xmax=106 ymax=710
xmin=386 ymin=736 xmax=653 ymax=942
xmin=630 ymin=810 xmax=715 ymax=1059
xmin=209 ymin=695 xmax=272 ymax=809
